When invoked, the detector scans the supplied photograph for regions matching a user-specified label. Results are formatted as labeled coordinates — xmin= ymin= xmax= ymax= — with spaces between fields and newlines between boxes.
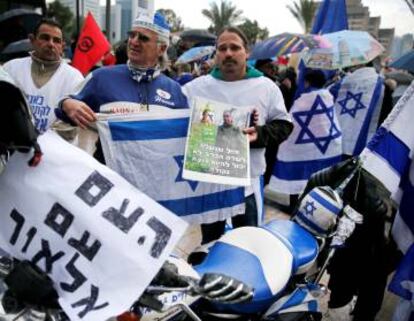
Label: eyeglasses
xmin=127 ymin=31 xmax=152 ymax=43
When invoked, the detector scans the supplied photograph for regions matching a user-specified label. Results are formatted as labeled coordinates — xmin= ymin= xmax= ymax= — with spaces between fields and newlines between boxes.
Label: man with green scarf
xmin=183 ymin=26 xmax=293 ymax=248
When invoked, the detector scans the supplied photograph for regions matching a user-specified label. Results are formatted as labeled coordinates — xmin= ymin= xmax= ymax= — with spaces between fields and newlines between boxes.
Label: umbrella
xmin=1 ymin=38 xmax=32 ymax=55
xmin=0 ymin=8 xmax=41 ymax=23
xmin=180 ymin=29 xmax=216 ymax=44
xmin=390 ymin=50 xmax=414 ymax=74
xmin=385 ymin=70 xmax=414 ymax=84
xmin=0 ymin=9 xmax=41 ymax=51
xmin=249 ymin=32 xmax=327 ymax=60
xmin=302 ymin=30 xmax=384 ymax=70
xmin=0 ymin=38 xmax=32 ymax=62
xmin=176 ymin=45 xmax=215 ymax=65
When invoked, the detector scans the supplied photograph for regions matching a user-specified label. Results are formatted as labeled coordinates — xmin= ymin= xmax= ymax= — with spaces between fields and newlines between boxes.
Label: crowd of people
xmin=0 ymin=8 xmax=412 ymax=321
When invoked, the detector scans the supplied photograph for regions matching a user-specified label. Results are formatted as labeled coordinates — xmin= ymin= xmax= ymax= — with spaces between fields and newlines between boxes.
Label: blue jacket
xmin=56 ymin=64 xmax=188 ymax=122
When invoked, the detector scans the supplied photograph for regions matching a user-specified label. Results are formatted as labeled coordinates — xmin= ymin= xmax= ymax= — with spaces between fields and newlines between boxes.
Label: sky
xmin=150 ymin=0 xmax=414 ymax=36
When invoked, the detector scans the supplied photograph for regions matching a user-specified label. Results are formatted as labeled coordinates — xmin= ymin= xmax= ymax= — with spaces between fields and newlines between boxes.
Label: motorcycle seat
xmin=262 ymin=220 xmax=319 ymax=275
xmin=195 ymin=226 xmax=293 ymax=313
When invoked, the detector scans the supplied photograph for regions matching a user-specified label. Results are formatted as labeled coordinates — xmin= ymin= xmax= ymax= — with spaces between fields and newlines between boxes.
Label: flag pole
xmin=76 ymin=0 xmax=80 ymax=37
xmin=105 ymin=0 xmax=111 ymax=41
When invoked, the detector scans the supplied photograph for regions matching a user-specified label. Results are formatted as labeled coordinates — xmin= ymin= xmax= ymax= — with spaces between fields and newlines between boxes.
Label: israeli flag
xmin=333 ymin=67 xmax=384 ymax=156
xmin=389 ymin=244 xmax=414 ymax=321
xmin=264 ymin=284 xmax=321 ymax=318
xmin=361 ymin=82 xmax=414 ymax=321
xmin=268 ymin=89 xmax=342 ymax=195
xmin=96 ymin=109 xmax=245 ymax=224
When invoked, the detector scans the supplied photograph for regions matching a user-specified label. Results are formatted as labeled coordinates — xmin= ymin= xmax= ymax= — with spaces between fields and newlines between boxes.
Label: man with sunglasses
xmin=3 ymin=19 xmax=84 ymax=134
xmin=56 ymin=12 xmax=188 ymax=163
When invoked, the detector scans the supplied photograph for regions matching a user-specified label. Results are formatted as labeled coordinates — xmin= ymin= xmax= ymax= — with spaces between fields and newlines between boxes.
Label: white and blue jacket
xmin=56 ymin=64 xmax=188 ymax=122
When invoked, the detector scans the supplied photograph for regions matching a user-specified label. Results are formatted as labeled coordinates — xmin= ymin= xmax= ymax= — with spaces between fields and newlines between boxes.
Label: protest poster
xmin=0 ymin=131 xmax=187 ymax=321
xmin=183 ymin=96 xmax=251 ymax=186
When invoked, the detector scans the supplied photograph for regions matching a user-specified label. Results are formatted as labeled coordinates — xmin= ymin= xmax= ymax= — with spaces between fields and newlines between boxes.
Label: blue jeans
xmin=201 ymin=194 xmax=258 ymax=244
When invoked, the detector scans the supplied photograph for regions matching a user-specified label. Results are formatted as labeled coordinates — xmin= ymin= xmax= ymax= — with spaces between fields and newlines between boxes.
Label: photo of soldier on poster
xmin=183 ymin=96 xmax=251 ymax=186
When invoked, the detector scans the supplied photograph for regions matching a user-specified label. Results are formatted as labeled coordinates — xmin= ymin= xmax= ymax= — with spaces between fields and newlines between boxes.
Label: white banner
xmin=0 ymin=131 xmax=187 ymax=321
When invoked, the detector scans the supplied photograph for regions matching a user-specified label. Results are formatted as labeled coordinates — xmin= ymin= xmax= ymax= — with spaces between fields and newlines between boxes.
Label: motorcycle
xmin=0 ymin=199 xmax=361 ymax=321
xmin=129 ymin=202 xmax=363 ymax=321
xmin=118 ymin=157 xmax=389 ymax=321
xmin=0 ymin=161 xmax=365 ymax=321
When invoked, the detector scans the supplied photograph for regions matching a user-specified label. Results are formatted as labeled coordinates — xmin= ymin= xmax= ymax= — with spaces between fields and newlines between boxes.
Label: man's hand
xmin=282 ymin=77 xmax=292 ymax=89
xmin=62 ymin=98 xmax=96 ymax=129
xmin=251 ymin=108 xmax=259 ymax=126
xmin=243 ymin=127 xmax=258 ymax=143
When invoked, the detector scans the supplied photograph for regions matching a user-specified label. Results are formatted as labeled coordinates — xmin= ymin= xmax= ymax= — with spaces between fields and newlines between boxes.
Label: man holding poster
xmin=183 ymin=26 xmax=293 ymax=245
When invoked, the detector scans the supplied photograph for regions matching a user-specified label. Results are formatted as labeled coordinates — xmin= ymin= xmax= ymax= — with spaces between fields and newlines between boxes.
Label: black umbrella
xmin=0 ymin=39 xmax=32 ymax=62
xmin=390 ymin=50 xmax=414 ymax=74
xmin=0 ymin=9 xmax=41 ymax=50
xmin=1 ymin=38 xmax=32 ymax=54
xmin=385 ymin=70 xmax=414 ymax=84
xmin=180 ymin=29 xmax=216 ymax=44
xmin=0 ymin=8 xmax=41 ymax=23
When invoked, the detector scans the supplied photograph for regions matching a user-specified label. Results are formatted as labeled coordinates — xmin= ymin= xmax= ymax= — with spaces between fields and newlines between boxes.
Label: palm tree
xmin=202 ymin=0 xmax=244 ymax=35
xmin=286 ymin=0 xmax=317 ymax=33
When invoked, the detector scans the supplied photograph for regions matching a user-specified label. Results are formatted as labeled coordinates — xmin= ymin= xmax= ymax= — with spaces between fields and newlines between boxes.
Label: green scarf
xmin=210 ymin=65 xmax=263 ymax=80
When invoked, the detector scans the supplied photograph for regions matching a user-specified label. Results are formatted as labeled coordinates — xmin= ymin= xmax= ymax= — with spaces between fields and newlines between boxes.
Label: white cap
xmin=132 ymin=11 xmax=170 ymax=44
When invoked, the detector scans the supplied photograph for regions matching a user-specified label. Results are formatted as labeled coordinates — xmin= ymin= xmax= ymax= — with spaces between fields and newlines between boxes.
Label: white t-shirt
xmin=183 ymin=74 xmax=291 ymax=178
xmin=3 ymin=57 xmax=84 ymax=133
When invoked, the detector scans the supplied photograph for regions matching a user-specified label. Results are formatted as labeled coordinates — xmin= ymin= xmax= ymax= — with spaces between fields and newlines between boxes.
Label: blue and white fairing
xmin=141 ymin=219 xmax=320 ymax=320
xmin=195 ymin=220 xmax=319 ymax=314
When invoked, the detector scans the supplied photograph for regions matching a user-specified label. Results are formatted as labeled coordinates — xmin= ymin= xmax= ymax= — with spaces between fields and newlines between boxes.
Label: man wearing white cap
xmin=56 ymin=11 xmax=188 ymax=162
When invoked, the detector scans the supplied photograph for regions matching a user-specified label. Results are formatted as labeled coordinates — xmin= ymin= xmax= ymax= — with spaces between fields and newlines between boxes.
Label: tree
xmin=238 ymin=19 xmax=269 ymax=45
xmin=46 ymin=0 xmax=74 ymax=39
xmin=156 ymin=8 xmax=184 ymax=32
xmin=202 ymin=0 xmax=244 ymax=35
xmin=286 ymin=0 xmax=317 ymax=33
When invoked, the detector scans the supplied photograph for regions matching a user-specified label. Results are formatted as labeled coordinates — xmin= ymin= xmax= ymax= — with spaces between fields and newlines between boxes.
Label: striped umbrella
xmin=249 ymin=33 xmax=325 ymax=60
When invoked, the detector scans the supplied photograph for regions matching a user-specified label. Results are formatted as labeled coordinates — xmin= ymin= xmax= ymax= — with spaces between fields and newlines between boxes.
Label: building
xmin=99 ymin=3 xmax=122 ymax=43
xmin=346 ymin=0 xmax=370 ymax=31
xmin=314 ymin=0 xmax=395 ymax=57
xmin=392 ymin=33 xmax=414 ymax=59
xmin=368 ymin=17 xmax=380 ymax=38
xmin=377 ymin=28 xmax=395 ymax=57
xmin=60 ymin=0 xmax=100 ymax=21
xmin=345 ymin=0 xmax=394 ymax=57
xmin=116 ymin=0 xmax=154 ymax=41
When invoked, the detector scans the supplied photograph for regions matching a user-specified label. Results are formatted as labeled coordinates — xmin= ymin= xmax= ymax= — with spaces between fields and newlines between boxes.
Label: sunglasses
xmin=127 ymin=31 xmax=151 ymax=43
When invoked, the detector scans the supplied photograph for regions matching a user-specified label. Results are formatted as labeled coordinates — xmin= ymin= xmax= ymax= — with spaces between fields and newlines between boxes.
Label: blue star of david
xmin=293 ymin=95 xmax=341 ymax=154
xmin=174 ymin=155 xmax=199 ymax=192
xmin=304 ymin=201 xmax=317 ymax=216
xmin=337 ymin=91 xmax=366 ymax=118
